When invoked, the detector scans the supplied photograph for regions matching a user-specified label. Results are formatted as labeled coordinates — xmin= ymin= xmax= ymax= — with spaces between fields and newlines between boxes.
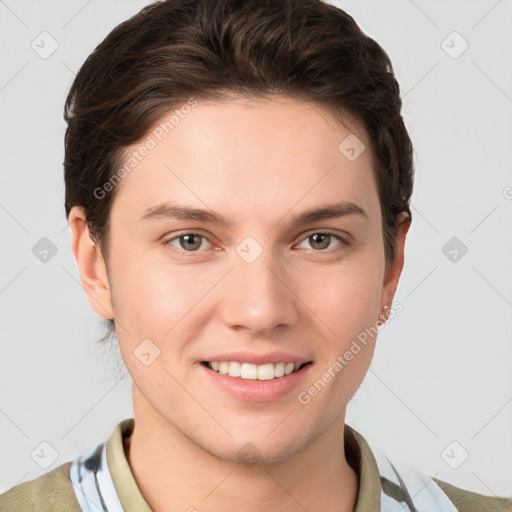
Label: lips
xmin=199 ymin=358 xmax=313 ymax=402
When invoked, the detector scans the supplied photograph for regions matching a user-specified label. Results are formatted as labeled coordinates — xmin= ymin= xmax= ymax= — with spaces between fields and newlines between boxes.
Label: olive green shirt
xmin=1 ymin=418 xmax=511 ymax=511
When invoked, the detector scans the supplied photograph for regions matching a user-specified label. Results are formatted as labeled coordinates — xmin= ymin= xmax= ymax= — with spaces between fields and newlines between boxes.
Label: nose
xmin=220 ymin=251 xmax=299 ymax=335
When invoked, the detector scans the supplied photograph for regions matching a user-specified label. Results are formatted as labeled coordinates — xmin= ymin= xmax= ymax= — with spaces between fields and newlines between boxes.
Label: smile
xmin=201 ymin=361 xmax=312 ymax=381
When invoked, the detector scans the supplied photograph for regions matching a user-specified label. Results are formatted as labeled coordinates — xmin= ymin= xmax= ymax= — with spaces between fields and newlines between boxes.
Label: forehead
xmin=111 ymin=96 xmax=379 ymax=224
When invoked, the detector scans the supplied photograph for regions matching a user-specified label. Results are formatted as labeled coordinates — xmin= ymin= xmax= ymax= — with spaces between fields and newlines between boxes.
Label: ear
xmin=68 ymin=206 xmax=114 ymax=320
xmin=379 ymin=211 xmax=411 ymax=318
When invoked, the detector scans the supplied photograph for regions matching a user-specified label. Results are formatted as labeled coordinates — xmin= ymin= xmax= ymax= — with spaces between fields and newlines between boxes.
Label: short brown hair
xmin=64 ymin=0 xmax=414 ymax=342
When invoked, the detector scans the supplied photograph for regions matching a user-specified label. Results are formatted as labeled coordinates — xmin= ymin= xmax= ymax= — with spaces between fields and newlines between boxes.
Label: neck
xmin=126 ymin=389 xmax=359 ymax=512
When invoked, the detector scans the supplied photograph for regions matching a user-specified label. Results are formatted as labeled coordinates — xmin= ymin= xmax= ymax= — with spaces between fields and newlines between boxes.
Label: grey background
xmin=1 ymin=0 xmax=511 ymax=498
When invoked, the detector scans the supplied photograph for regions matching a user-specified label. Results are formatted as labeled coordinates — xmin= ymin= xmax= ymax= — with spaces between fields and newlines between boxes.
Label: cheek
xmin=108 ymin=247 xmax=177 ymax=330
xmin=301 ymin=264 xmax=383 ymax=403
xmin=110 ymin=249 xmax=217 ymax=339
xmin=301 ymin=254 xmax=384 ymax=341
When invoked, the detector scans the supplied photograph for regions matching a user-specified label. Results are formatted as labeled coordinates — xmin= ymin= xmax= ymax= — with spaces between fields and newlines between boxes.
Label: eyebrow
xmin=140 ymin=200 xmax=369 ymax=229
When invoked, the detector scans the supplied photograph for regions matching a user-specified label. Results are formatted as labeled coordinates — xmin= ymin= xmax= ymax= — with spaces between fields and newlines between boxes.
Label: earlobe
xmin=69 ymin=206 xmax=114 ymax=320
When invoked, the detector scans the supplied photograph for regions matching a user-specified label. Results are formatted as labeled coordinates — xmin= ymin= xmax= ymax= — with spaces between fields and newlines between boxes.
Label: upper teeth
xmin=207 ymin=361 xmax=301 ymax=380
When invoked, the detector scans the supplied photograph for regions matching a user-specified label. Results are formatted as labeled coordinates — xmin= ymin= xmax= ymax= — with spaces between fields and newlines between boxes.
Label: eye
xmin=296 ymin=232 xmax=349 ymax=252
xmin=163 ymin=231 xmax=350 ymax=254
xmin=165 ymin=232 xmax=212 ymax=252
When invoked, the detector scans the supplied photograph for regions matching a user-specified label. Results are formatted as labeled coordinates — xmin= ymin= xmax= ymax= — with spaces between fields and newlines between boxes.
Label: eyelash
xmin=163 ymin=231 xmax=350 ymax=254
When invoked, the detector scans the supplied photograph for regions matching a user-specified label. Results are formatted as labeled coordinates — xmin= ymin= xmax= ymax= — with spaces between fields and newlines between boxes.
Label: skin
xmin=69 ymin=95 xmax=410 ymax=512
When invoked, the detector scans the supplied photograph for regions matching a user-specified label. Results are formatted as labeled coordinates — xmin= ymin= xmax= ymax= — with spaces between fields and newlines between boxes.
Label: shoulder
xmin=0 ymin=461 xmax=82 ymax=512
xmin=349 ymin=425 xmax=512 ymax=512
xmin=433 ymin=477 xmax=512 ymax=512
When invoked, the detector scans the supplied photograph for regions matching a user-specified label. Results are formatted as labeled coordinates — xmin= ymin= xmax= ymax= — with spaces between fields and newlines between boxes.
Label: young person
xmin=2 ymin=0 xmax=511 ymax=510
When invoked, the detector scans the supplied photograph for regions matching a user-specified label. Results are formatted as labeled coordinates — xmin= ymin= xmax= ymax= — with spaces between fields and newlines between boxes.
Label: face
xmin=71 ymin=95 xmax=408 ymax=464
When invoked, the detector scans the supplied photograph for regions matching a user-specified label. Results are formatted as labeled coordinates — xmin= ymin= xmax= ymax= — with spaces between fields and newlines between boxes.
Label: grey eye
xmin=167 ymin=233 xmax=210 ymax=251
